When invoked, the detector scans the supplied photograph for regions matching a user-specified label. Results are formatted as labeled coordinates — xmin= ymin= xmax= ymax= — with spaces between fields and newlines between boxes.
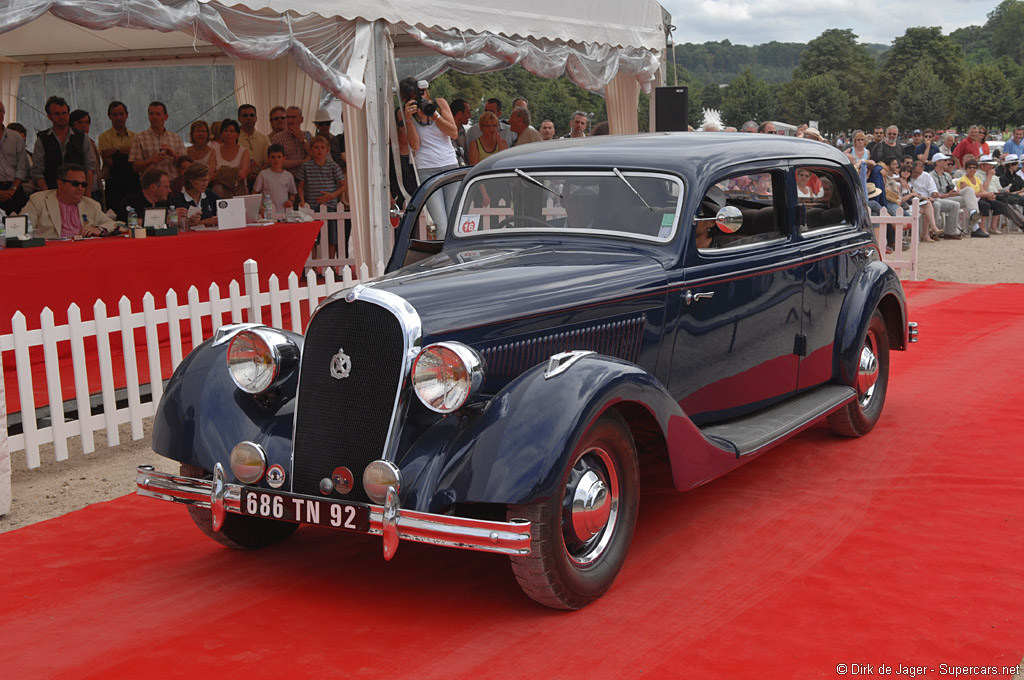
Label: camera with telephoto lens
xmin=416 ymin=79 xmax=438 ymax=118
xmin=417 ymin=96 xmax=437 ymax=118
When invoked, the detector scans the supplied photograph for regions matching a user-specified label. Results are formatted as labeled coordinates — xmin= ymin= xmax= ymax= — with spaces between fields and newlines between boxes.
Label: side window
xmin=794 ymin=166 xmax=855 ymax=232
xmin=696 ymin=171 xmax=784 ymax=251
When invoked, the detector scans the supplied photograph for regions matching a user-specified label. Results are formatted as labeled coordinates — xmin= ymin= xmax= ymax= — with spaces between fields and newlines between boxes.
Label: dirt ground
xmin=3 ymin=232 xmax=1023 ymax=533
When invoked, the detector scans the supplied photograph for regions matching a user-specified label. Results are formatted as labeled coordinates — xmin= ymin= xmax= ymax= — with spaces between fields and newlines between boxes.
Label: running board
xmin=700 ymin=385 xmax=857 ymax=457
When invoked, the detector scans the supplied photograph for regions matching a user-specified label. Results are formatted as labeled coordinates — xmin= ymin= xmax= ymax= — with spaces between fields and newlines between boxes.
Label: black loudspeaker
xmin=654 ymin=86 xmax=688 ymax=132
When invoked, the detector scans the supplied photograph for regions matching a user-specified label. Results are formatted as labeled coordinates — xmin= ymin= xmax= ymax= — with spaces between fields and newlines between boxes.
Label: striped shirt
xmin=295 ymin=159 xmax=344 ymax=209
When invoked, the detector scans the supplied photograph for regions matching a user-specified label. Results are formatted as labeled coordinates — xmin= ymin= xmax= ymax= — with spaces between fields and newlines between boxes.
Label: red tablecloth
xmin=2 ymin=221 xmax=322 ymax=413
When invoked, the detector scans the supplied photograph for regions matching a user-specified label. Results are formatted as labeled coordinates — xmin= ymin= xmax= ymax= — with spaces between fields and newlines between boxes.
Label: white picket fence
xmin=0 ymin=258 xmax=382 ymax=471
xmin=869 ymin=197 xmax=920 ymax=281
xmin=304 ymin=205 xmax=359 ymax=274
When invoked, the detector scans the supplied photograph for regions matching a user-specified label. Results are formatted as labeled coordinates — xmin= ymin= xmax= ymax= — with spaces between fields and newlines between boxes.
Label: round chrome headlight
xmin=411 ymin=342 xmax=485 ymax=413
xmin=226 ymin=329 xmax=280 ymax=394
xmin=363 ymin=460 xmax=402 ymax=505
xmin=230 ymin=441 xmax=267 ymax=484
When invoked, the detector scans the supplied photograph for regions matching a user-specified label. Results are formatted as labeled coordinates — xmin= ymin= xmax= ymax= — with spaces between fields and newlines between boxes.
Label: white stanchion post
xmin=0 ymin=348 xmax=10 ymax=515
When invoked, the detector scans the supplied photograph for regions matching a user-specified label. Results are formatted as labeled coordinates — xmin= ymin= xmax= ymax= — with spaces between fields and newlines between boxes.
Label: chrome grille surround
xmin=289 ymin=285 xmax=422 ymax=502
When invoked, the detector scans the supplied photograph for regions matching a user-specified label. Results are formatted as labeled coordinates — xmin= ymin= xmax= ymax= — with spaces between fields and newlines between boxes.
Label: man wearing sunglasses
xmin=22 ymin=162 xmax=115 ymax=239
xmin=237 ymin=104 xmax=270 ymax=178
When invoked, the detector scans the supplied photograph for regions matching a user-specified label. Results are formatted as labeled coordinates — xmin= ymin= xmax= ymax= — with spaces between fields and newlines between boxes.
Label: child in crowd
xmin=296 ymin=135 xmax=347 ymax=258
xmin=253 ymin=144 xmax=297 ymax=217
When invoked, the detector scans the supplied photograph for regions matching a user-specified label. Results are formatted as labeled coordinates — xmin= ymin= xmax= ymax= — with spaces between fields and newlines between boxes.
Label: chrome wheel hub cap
xmin=562 ymin=447 xmax=619 ymax=566
xmin=571 ymin=471 xmax=611 ymax=540
xmin=857 ymin=333 xmax=879 ymax=407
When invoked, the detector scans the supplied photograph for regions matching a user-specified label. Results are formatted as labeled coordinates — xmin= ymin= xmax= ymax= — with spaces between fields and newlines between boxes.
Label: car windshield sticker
xmin=457 ymin=214 xmax=480 ymax=236
xmin=661 ymin=213 xmax=675 ymax=226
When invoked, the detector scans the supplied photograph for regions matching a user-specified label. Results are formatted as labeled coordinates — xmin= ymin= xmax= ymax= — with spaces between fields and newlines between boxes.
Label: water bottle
xmin=0 ymin=211 xmax=6 ymax=251
xmin=127 ymin=206 xmax=138 ymax=229
xmin=26 ymin=213 xmax=33 ymax=239
xmin=262 ymin=193 xmax=274 ymax=221
xmin=166 ymin=207 xmax=178 ymax=229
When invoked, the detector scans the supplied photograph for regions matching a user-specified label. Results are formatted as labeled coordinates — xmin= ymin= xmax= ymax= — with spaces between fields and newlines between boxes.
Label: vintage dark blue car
xmin=136 ymin=133 xmax=915 ymax=609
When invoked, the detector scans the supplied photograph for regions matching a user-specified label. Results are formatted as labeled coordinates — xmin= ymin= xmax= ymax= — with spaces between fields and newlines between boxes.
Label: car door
xmin=386 ymin=167 xmax=469 ymax=273
xmin=667 ymin=163 xmax=804 ymax=424
xmin=790 ymin=160 xmax=876 ymax=390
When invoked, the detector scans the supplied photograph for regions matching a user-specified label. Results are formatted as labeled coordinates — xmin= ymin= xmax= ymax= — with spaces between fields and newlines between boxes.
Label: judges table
xmin=1 ymin=221 xmax=323 ymax=413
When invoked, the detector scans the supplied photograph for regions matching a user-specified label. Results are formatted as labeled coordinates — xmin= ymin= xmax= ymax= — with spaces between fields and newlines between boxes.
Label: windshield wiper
xmin=515 ymin=169 xmax=562 ymax=199
xmin=613 ymin=168 xmax=654 ymax=211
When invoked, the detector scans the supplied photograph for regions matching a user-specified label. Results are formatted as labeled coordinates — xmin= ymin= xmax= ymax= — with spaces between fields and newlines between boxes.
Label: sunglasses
xmin=59 ymin=179 xmax=88 ymax=188
xmin=239 ymin=113 xmax=256 ymax=118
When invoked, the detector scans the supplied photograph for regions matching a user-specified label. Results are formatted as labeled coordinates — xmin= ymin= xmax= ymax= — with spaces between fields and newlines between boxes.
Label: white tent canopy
xmin=0 ymin=0 xmax=670 ymax=266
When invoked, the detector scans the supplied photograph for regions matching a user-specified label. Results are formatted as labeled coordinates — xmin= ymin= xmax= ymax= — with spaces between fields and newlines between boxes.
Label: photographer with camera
xmin=399 ymin=77 xmax=459 ymax=237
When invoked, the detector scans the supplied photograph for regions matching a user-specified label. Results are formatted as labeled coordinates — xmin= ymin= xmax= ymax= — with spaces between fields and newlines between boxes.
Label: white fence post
xmin=244 ymin=258 xmax=262 ymax=324
xmin=0 ymin=348 xmax=10 ymax=516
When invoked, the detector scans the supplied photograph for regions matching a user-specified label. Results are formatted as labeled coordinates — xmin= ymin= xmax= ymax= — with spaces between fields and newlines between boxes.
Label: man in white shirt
xmin=911 ymin=160 xmax=959 ymax=239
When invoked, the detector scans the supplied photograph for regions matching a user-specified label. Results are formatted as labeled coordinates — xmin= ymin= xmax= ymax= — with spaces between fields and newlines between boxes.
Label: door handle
xmin=684 ymin=290 xmax=714 ymax=305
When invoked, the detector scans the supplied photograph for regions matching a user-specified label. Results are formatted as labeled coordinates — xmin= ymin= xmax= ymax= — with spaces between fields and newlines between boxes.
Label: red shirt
xmin=952 ymin=138 xmax=980 ymax=167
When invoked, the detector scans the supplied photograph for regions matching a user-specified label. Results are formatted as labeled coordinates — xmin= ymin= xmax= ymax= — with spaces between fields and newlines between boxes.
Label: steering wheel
xmin=496 ymin=215 xmax=550 ymax=229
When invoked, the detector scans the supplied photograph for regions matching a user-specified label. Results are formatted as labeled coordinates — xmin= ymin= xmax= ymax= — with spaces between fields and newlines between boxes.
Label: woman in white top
xmin=400 ymin=77 xmax=459 ymax=237
xmin=210 ymin=118 xmax=250 ymax=198
xmin=187 ymin=120 xmax=218 ymax=175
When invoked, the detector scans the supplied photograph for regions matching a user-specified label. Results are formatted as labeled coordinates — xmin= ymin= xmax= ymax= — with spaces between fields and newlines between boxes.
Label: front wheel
xmin=181 ymin=464 xmax=299 ymax=549
xmin=507 ymin=410 xmax=639 ymax=609
xmin=828 ymin=309 xmax=890 ymax=437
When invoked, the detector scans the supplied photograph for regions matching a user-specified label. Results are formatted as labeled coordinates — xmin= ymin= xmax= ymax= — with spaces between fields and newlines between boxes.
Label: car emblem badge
xmin=266 ymin=464 xmax=286 ymax=489
xmin=330 ymin=348 xmax=352 ymax=379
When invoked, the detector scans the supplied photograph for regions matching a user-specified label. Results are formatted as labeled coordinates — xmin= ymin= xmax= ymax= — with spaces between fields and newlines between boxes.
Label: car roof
xmin=477 ymin=132 xmax=853 ymax=182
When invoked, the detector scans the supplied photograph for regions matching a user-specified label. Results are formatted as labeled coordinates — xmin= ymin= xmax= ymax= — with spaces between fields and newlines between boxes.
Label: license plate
xmin=241 ymin=489 xmax=370 ymax=532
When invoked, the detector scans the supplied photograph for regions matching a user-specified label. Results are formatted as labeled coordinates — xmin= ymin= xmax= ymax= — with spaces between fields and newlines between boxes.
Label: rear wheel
xmin=828 ymin=309 xmax=890 ymax=437
xmin=507 ymin=411 xmax=639 ymax=609
xmin=181 ymin=464 xmax=298 ymax=549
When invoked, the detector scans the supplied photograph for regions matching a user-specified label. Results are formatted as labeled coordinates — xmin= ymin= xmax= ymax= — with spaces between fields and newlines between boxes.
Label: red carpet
xmin=2 ymin=280 xmax=1022 ymax=679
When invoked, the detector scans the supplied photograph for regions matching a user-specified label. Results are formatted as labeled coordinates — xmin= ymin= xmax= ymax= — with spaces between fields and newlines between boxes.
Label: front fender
xmin=396 ymin=355 xmax=687 ymax=512
xmin=834 ymin=261 xmax=907 ymax=387
xmin=151 ymin=327 xmax=303 ymax=477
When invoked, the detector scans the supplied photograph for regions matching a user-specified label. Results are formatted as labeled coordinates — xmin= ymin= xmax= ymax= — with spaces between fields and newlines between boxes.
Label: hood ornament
xmin=330 ymin=348 xmax=352 ymax=379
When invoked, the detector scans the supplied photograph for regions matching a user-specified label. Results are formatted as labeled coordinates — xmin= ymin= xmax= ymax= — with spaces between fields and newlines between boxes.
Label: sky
xmin=660 ymin=0 xmax=1001 ymax=46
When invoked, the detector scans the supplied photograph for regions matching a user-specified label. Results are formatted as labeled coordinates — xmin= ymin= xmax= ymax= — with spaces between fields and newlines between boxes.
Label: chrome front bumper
xmin=136 ymin=464 xmax=532 ymax=559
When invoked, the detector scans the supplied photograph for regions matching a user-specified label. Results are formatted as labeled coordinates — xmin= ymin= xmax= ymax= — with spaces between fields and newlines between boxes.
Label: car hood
xmin=365 ymin=243 xmax=669 ymax=335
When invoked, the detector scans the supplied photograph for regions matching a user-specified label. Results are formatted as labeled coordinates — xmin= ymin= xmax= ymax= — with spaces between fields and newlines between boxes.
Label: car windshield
xmin=452 ymin=170 xmax=683 ymax=242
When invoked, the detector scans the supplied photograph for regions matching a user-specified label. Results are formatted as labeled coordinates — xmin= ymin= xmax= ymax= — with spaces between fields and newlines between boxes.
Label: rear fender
xmin=151 ymin=327 xmax=302 ymax=477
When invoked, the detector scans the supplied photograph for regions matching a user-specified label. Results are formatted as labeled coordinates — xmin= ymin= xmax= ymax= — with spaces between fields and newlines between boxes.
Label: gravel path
xmin=2 ymin=232 xmax=1023 ymax=533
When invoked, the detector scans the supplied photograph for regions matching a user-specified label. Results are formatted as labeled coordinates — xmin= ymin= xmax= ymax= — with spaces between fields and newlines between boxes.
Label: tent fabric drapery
xmin=0 ymin=0 xmax=369 ymax=108
xmin=604 ymin=72 xmax=642 ymax=135
xmin=403 ymin=24 xmax=661 ymax=94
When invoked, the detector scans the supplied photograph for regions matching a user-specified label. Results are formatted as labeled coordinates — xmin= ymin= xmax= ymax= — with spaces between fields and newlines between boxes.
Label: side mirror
xmin=715 ymin=205 xmax=743 ymax=233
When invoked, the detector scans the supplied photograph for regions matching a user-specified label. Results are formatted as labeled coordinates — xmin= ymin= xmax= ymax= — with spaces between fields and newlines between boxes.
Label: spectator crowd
xmin=6 ymin=82 xmax=1015 ymax=250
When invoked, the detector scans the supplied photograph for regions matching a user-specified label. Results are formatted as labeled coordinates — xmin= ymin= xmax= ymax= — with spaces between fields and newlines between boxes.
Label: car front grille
xmin=291 ymin=299 xmax=406 ymax=503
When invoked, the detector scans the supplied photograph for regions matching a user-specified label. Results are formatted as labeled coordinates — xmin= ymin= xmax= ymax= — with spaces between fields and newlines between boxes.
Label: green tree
xmin=889 ymin=63 xmax=949 ymax=131
xmin=793 ymin=28 xmax=876 ymax=128
xmin=987 ymin=0 xmax=1024 ymax=63
xmin=954 ymin=63 xmax=1014 ymax=129
xmin=720 ymin=69 xmax=775 ymax=128
xmin=881 ymin=27 xmax=965 ymax=116
xmin=785 ymin=73 xmax=850 ymax=132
